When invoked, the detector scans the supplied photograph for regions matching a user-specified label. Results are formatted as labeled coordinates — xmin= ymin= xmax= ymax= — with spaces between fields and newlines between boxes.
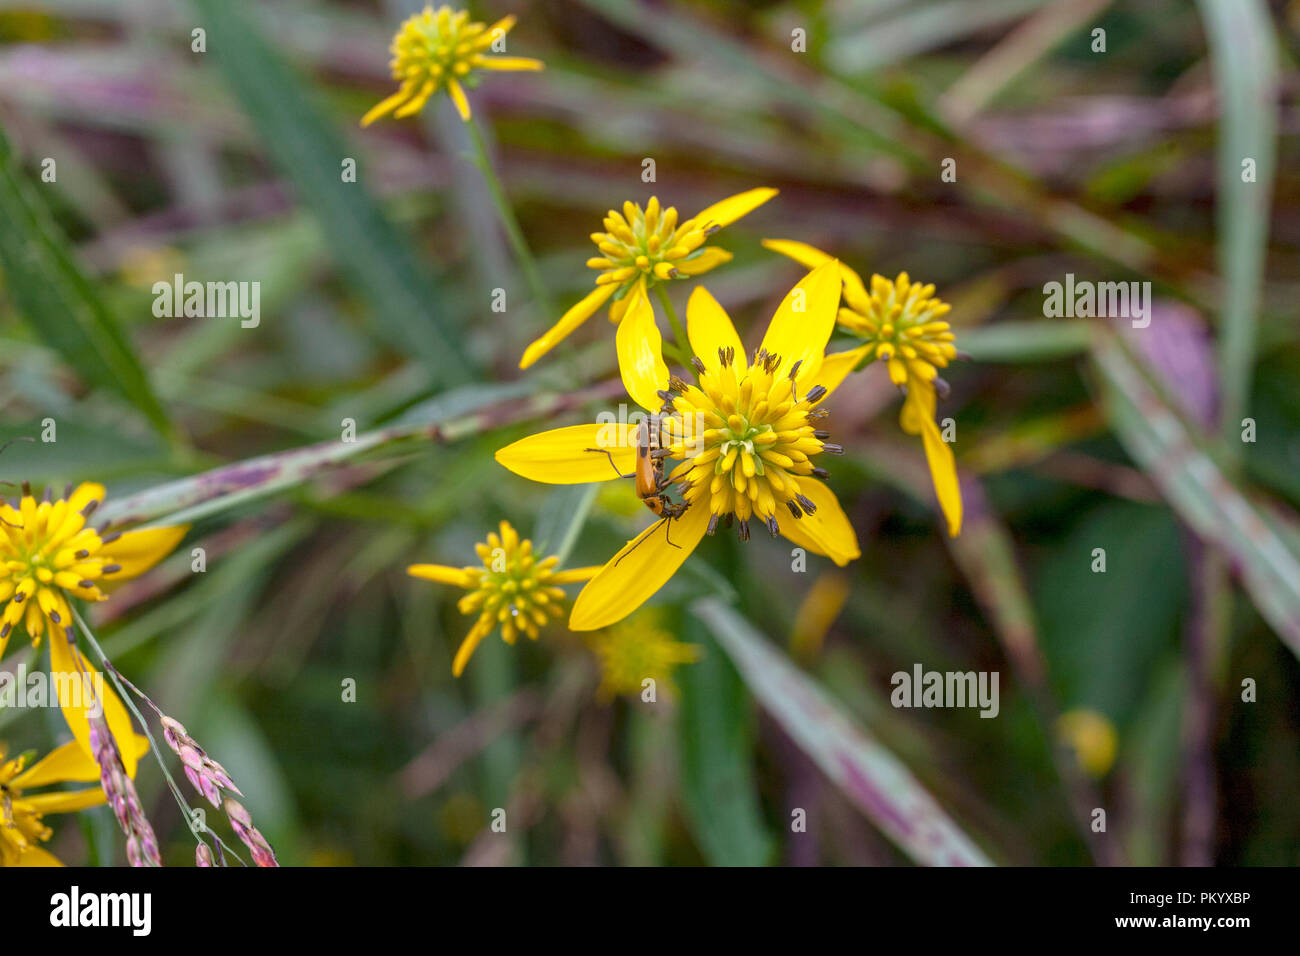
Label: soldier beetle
xmin=585 ymin=415 xmax=689 ymax=563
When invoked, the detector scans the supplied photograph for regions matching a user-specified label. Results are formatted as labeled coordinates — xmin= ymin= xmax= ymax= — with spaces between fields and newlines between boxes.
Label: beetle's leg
xmin=662 ymin=510 xmax=681 ymax=550
xmin=583 ymin=447 xmax=635 ymax=480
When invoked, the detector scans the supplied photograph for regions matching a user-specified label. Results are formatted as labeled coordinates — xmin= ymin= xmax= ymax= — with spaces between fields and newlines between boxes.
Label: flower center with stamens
xmin=390 ymin=7 xmax=491 ymax=94
xmin=587 ymin=198 xmax=715 ymax=316
xmin=0 ymin=485 xmax=117 ymax=645
xmin=588 ymin=613 xmax=699 ymax=700
xmin=658 ymin=348 xmax=841 ymax=540
xmin=0 ymin=749 xmax=50 ymax=859
xmin=457 ymin=522 xmax=567 ymax=644
xmin=840 ymin=272 xmax=957 ymax=387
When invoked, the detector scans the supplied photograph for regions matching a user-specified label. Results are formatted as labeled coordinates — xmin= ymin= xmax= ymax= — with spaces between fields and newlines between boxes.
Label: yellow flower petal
xmin=758 ymin=259 xmax=842 ymax=384
xmin=569 ymin=504 xmax=712 ymax=631
xmin=407 ymin=564 xmax=474 ymax=588
xmin=11 ymin=740 xmax=100 ymax=789
xmin=14 ymin=846 xmax=63 ymax=867
xmin=761 ymin=238 xmax=870 ymax=308
xmin=692 ymin=187 xmax=777 ymax=230
xmin=812 ymin=344 xmax=873 ymax=397
xmin=24 ymin=787 xmax=107 ymax=815
xmin=919 ymin=416 xmax=962 ymax=537
xmin=686 ymin=286 xmax=746 ymax=373
xmin=899 ymin=376 xmax=935 ymax=434
xmin=393 ymin=80 xmax=436 ymax=119
xmin=101 ymin=524 xmax=188 ymax=582
xmin=777 ymin=480 xmax=860 ymax=566
xmin=496 ymin=423 xmax=637 ymax=484
xmin=476 ymin=56 xmax=545 ymax=71
xmin=673 ymin=247 xmax=732 ymax=277
xmin=483 ymin=14 xmax=518 ymax=39
xmin=760 ymin=237 xmax=831 ymax=270
xmin=615 ymin=284 xmax=669 ymax=412
xmin=48 ymin=636 xmax=140 ymax=778
xmin=550 ymin=565 xmax=603 ymax=584
xmin=519 ymin=283 xmax=617 ymax=369
xmin=901 ymin=384 xmax=963 ymax=537
xmin=452 ymin=616 xmax=494 ymax=678
xmin=447 ymin=77 xmax=472 ymax=121
xmin=360 ymin=86 xmax=414 ymax=127
xmin=791 ymin=571 xmax=851 ymax=662
xmin=67 ymin=482 xmax=106 ymax=512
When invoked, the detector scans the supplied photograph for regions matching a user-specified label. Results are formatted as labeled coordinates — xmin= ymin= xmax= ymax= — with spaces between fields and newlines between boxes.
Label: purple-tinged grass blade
xmin=99 ymin=380 xmax=620 ymax=528
xmin=1119 ymin=301 xmax=1218 ymax=429
xmin=692 ymin=598 xmax=993 ymax=867
xmin=1091 ymin=325 xmax=1300 ymax=658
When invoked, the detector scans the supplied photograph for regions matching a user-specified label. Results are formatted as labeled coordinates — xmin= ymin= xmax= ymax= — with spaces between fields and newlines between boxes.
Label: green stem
xmin=653 ymin=284 xmax=692 ymax=367
xmin=463 ymin=115 xmax=554 ymax=321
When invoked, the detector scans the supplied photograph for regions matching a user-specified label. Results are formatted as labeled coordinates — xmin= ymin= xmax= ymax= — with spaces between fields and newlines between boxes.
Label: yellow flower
xmin=408 ymin=520 xmax=600 ymax=676
xmin=361 ymin=6 xmax=543 ymax=127
xmin=1056 ymin=709 xmax=1119 ymax=778
xmin=0 ymin=736 xmax=148 ymax=866
xmin=0 ymin=481 xmax=186 ymax=776
xmin=518 ymin=189 xmax=777 ymax=369
xmin=763 ymin=239 xmax=963 ymax=536
xmin=790 ymin=571 xmax=850 ymax=664
xmin=0 ymin=483 xmax=186 ymax=653
xmin=587 ymin=612 xmax=699 ymax=701
xmin=497 ymin=262 xmax=861 ymax=631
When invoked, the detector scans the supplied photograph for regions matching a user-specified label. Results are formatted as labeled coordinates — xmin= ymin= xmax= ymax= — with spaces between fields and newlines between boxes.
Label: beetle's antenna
xmin=613 ymin=514 xmax=682 ymax=567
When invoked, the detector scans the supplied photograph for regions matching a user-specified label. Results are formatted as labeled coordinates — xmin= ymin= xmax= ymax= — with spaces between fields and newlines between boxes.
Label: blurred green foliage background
xmin=0 ymin=0 xmax=1298 ymax=866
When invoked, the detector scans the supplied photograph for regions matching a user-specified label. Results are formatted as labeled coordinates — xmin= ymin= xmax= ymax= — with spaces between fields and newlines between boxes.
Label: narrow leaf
xmin=0 ymin=130 xmax=170 ymax=435
xmin=1194 ymin=0 xmax=1278 ymax=441
xmin=187 ymin=0 xmax=473 ymax=384
xmin=677 ymin=613 xmax=776 ymax=866
xmin=1092 ymin=326 xmax=1300 ymax=657
xmin=958 ymin=319 xmax=1091 ymax=363
xmin=533 ymin=483 xmax=600 ymax=567
xmin=98 ymin=381 xmax=564 ymax=527
xmin=693 ymin=598 xmax=993 ymax=867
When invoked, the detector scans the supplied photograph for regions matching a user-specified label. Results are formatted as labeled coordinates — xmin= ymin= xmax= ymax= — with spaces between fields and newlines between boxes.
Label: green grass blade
xmin=1091 ymin=327 xmax=1300 ymax=658
xmin=693 ymin=598 xmax=993 ymax=867
xmin=532 ymin=483 xmax=600 ymax=567
xmin=958 ymin=319 xmax=1092 ymax=363
xmin=0 ymin=129 xmax=171 ymax=436
xmin=1194 ymin=0 xmax=1279 ymax=447
xmin=187 ymin=0 xmax=473 ymax=385
xmin=677 ymin=612 xmax=776 ymax=866
xmin=827 ymin=0 xmax=1046 ymax=75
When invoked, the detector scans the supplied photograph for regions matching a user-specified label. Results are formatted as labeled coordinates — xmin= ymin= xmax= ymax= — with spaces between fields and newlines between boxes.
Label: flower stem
xmin=653 ymin=284 xmax=692 ymax=367
xmin=463 ymin=115 xmax=554 ymax=321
